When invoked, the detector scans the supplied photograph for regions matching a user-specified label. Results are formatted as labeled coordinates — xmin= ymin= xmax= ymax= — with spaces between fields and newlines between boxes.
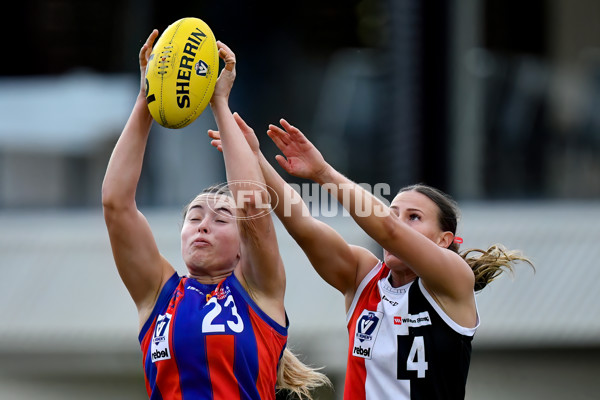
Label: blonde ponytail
xmin=276 ymin=347 xmax=332 ymax=399
xmin=460 ymin=244 xmax=534 ymax=291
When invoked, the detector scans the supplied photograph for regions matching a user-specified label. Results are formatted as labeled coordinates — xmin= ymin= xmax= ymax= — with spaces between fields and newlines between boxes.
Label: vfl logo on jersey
xmin=400 ymin=311 xmax=432 ymax=328
xmin=356 ymin=310 xmax=382 ymax=342
xmin=352 ymin=310 xmax=383 ymax=359
xmin=151 ymin=313 xmax=172 ymax=363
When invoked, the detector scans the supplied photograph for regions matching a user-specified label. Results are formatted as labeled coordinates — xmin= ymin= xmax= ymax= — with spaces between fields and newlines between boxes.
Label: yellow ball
xmin=145 ymin=17 xmax=218 ymax=129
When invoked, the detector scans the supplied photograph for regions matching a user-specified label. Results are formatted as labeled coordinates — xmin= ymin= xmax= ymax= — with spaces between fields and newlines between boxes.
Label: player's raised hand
xmin=139 ymin=29 xmax=159 ymax=96
xmin=211 ymin=41 xmax=236 ymax=105
xmin=267 ymin=119 xmax=328 ymax=181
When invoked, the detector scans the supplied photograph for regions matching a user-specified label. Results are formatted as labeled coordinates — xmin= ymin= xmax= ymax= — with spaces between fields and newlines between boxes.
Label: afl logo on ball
xmin=195 ymin=60 xmax=209 ymax=76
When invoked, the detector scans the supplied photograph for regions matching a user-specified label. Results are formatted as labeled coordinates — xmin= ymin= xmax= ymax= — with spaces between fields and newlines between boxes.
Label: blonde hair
xmin=399 ymin=184 xmax=534 ymax=291
xmin=277 ymin=347 xmax=332 ymax=399
xmin=460 ymin=244 xmax=534 ymax=291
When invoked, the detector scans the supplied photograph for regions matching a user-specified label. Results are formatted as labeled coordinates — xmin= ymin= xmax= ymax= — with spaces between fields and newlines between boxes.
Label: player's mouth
xmin=193 ymin=238 xmax=211 ymax=247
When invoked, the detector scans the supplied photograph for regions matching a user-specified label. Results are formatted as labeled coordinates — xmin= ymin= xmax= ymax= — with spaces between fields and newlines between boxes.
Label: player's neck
xmin=188 ymin=271 xmax=232 ymax=285
xmin=388 ymin=269 xmax=417 ymax=288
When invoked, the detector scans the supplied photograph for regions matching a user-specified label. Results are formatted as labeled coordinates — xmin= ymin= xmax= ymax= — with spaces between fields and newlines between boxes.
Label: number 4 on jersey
xmin=397 ymin=335 xmax=428 ymax=379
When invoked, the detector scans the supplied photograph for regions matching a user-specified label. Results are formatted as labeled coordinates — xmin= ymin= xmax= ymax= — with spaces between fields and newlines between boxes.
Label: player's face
xmin=181 ymin=194 xmax=241 ymax=275
xmin=383 ymin=190 xmax=445 ymax=267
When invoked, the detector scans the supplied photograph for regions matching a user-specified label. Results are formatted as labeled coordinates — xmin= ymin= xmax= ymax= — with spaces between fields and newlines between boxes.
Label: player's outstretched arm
xmin=102 ymin=29 xmax=175 ymax=327
xmin=208 ymin=114 xmax=379 ymax=306
xmin=209 ymin=42 xmax=288 ymax=325
xmin=267 ymin=121 xmax=475 ymax=300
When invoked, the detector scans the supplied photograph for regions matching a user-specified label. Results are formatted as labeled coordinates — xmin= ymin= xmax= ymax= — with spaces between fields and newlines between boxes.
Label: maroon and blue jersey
xmin=139 ymin=272 xmax=288 ymax=400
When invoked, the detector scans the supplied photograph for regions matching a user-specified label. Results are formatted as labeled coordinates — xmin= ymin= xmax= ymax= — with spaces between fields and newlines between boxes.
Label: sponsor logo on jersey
xmin=186 ymin=285 xmax=204 ymax=296
xmin=394 ymin=316 xmax=402 ymax=325
xmin=353 ymin=310 xmax=383 ymax=359
xmin=401 ymin=311 xmax=432 ymax=327
xmin=216 ymin=285 xmax=230 ymax=300
xmin=151 ymin=347 xmax=170 ymax=361
xmin=206 ymin=284 xmax=231 ymax=302
xmin=382 ymin=294 xmax=399 ymax=306
xmin=353 ymin=345 xmax=371 ymax=358
xmin=151 ymin=313 xmax=172 ymax=362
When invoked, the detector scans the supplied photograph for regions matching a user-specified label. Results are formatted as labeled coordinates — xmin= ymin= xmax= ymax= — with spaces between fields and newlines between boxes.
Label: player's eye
xmin=409 ymin=213 xmax=421 ymax=221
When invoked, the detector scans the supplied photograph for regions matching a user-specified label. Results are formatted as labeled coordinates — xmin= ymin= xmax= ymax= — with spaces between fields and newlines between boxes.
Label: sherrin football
xmin=145 ymin=18 xmax=218 ymax=129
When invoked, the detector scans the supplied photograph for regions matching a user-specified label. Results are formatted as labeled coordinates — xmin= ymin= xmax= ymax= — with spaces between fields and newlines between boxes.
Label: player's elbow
xmin=101 ymin=180 xmax=133 ymax=213
xmin=101 ymin=179 xmax=120 ymax=210
xmin=101 ymin=181 xmax=116 ymax=209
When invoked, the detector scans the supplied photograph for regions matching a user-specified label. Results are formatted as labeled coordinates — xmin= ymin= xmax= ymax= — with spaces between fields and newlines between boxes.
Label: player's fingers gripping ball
xmin=218 ymin=41 xmax=236 ymax=72
xmin=145 ymin=17 xmax=218 ymax=129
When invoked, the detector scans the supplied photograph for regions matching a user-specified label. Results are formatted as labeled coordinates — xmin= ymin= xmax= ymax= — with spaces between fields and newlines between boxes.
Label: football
xmin=145 ymin=17 xmax=218 ymax=129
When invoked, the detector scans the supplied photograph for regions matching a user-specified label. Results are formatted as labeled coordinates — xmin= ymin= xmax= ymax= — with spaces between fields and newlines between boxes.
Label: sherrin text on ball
xmin=145 ymin=17 xmax=218 ymax=129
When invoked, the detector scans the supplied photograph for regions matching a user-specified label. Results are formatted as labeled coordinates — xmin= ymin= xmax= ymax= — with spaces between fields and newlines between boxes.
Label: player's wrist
xmin=313 ymin=163 xmax=335 ymax=185
xmin=209 ymin=96 xmax=229 ymax=108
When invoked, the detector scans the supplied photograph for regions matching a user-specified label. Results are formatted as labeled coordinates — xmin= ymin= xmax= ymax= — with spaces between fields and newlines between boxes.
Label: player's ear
xmin=437 ymin=231 xmax=454 ymax=249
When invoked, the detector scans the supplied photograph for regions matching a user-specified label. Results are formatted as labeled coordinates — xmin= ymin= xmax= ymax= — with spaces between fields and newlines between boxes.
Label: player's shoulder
xmin=350 ymin=245 xmax=379 ymax=269
xmin=350 ymin=245 xmax=380 ymax=285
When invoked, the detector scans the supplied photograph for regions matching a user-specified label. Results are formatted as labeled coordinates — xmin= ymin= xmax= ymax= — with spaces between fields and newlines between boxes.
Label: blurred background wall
xmin=1 ymin=0 xmax=599 ymax=399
